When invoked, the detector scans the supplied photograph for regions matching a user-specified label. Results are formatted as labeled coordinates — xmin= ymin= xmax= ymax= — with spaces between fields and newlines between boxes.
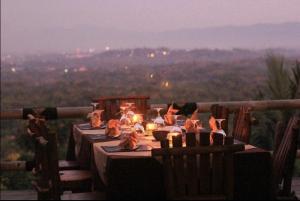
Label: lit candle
xmin=132 ymin=114 xmax=143 ymax=124
xmin=146 ymin=123 xmax=157 ymax=136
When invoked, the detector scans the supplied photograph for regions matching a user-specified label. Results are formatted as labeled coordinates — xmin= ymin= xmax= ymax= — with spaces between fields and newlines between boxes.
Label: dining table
xmin=66 ymin=123 xmax=273 ymax=200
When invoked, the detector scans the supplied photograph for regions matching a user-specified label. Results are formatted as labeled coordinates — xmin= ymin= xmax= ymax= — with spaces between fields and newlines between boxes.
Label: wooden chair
xmin=28 ymin=117 xmax=103 ymax=200
xmin=27 ymin=116 xmax=80 ymax=171
xmin=210 ymin=104 xmax=230 ymax=134
xmin=272 ymin=115 xmax=300 ymax=199
xmin=273 ymin=121 xmax=285 ymax=156
xmin=152 ymin=132 xmax=245 ymax=200
xmin=232 ymin=106 xmax=252 ymax=144
xmin=92 ymin=96 xmax=150 ymax=120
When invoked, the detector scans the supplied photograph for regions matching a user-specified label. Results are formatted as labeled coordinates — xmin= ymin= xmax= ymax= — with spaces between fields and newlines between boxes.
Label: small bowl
xmin=153 ymin=130 xmax=169 ymax=141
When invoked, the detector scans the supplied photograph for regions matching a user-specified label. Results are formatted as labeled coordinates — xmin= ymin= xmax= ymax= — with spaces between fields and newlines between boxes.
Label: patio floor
xmin=2 ymin=177 xmax=300 ymax=200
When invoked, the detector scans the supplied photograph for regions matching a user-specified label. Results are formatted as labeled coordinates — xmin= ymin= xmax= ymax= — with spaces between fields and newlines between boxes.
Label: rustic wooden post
xmin=199 ymin=131 xmax=211 ymax=194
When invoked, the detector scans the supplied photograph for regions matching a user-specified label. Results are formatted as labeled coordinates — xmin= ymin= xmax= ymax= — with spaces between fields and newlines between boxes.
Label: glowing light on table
xmin=146 ymin=123 xmax=157 ymax=136
xmin=132 ymin=114 xmax=143 ymax=124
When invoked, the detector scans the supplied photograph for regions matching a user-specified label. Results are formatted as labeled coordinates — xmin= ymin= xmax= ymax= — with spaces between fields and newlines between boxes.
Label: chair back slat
xmin=272 ymin=116 xmax=300 ymax=197
xmin=199 ymin=131 xmax=211 ymax=195
xmin=152 ymin=143 xmax=245 ymax=200
xmin=185 ymin=133 xmax=198 ymax=196
xmin=273 ymin=121 xmax=285 ymax=156
xmin=232 ymin=106 xmax=251 ymax=144
xmin=211 ymin=133 xmax=224 ymax=194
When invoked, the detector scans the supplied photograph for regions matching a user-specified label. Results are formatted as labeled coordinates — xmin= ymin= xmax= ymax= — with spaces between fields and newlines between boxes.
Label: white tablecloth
xmin=73 ymin=124 xmax=106 ymax=158
xmin=93 ymin=135 xmax=161 ymax=184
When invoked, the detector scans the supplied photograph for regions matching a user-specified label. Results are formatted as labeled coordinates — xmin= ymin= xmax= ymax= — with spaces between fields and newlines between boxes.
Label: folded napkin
xmin=164 ymin=114 xmax=175 ymax=126
xmin=184 ymin=119 xmax=195 ymax=133
xmin=119 ymin=130 xmax=138 ymax=150
xmin=209 ymin=116 xmax=218 ymax=132
xmin=105 ymin=119 xmax=121 ymax=137
xmin=190 ymin=109 xmax=199 ymax=120
xmin=184 ymin=109 xmax=201 ymax=133
xmin=87 ymin=110 xmax=103 ymax=128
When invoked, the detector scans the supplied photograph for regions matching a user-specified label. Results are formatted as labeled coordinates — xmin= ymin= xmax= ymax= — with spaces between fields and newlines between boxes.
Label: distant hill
xmin=2 ymin=22 xmax=300 ymax=54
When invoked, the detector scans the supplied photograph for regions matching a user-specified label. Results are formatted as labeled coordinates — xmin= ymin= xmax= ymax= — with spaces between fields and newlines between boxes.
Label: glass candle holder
xmin=146 ymin=123 xmax=157 ymax=136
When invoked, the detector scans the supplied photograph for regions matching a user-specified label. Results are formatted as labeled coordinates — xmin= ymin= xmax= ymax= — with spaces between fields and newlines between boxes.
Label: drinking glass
xmin=215 ymin=118 xmax=226 ymax=136
xmin=153 ymin=107 xmax=165 ymax=127
xmin=170 ymin=115 xmax=182 ymax=133
xmin=91 ymin=102 xmax=99 ymax=111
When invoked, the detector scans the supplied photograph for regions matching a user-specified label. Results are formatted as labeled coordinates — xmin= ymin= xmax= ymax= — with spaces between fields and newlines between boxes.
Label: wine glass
xmin=91 ymin=102 xmax=99 ymax=111
xmin=155 ymin=107 xmax=163 ymax=117
xmin=153 ymin=107 xmax=165 ymax=127
xmin=215 ymin=118 xmax=226 ymax=136
xmin=91 ymin=109 xmax=104 ymax=128
xmin=170 ymin=115 xmax=182 ymax=133
xmin=120 ymin=105 xmax=132 ymax=126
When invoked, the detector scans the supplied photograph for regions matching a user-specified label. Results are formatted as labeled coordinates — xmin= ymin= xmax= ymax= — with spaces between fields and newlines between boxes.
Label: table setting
xmin=66 ymin=101 xmax=272 ymax=199
xmin=76 ymin=101 xmax=239 ymax=156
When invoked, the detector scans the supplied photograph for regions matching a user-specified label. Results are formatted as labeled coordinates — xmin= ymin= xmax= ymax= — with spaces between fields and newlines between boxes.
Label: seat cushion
xmin=60 ymin=170 xmax=92 ymax=182
xmin=59 ymin=160 xmax=80 ymax=170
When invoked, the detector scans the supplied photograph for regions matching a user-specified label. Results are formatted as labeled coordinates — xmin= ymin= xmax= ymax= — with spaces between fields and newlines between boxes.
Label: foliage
xmin=251 ymin=54 xmax=300 ymax=149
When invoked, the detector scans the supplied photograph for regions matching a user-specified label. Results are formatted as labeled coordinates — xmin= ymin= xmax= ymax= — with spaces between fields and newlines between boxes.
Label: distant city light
xmin=105 ymin=46 xmax=110 ymax=51
xmin=162 ymin=51 xmax=168 ymax=56
xmin=150 ymin=74 xmax=154 ymax=78
xmin=164 ymin=81 xmax=169 ymax=87
xmin=64 ymin=69 xmax=69 ymax=73
xmin=11 ymin=68 xmax=16 ymax=72
xmin=88 ymin=48 xmax=95 ymax=53
xmin=148 ymin=53 xmax=155 ymax=58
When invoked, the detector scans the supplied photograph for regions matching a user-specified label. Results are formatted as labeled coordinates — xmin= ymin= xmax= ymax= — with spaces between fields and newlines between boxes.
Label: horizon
xmin=2 ymin=0 xmax=300 ymax=54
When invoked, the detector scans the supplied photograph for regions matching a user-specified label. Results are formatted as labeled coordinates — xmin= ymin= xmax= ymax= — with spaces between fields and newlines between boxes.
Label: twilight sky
xmin=2 ymin=0 xmax=300 ymax=53
xmin=2 ymin=0 xmax=300 ymax=32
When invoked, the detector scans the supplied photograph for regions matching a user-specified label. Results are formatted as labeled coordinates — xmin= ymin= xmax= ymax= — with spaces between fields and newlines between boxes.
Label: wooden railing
xmin=1 ymin=99 xmax=300 ymax=120
xmin=1 ymin=99 xmax=300 ymax=171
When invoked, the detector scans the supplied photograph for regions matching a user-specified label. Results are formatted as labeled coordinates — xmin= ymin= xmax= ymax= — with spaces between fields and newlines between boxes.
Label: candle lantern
xmin=146 ymin=123 xmax=157 ymax=136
